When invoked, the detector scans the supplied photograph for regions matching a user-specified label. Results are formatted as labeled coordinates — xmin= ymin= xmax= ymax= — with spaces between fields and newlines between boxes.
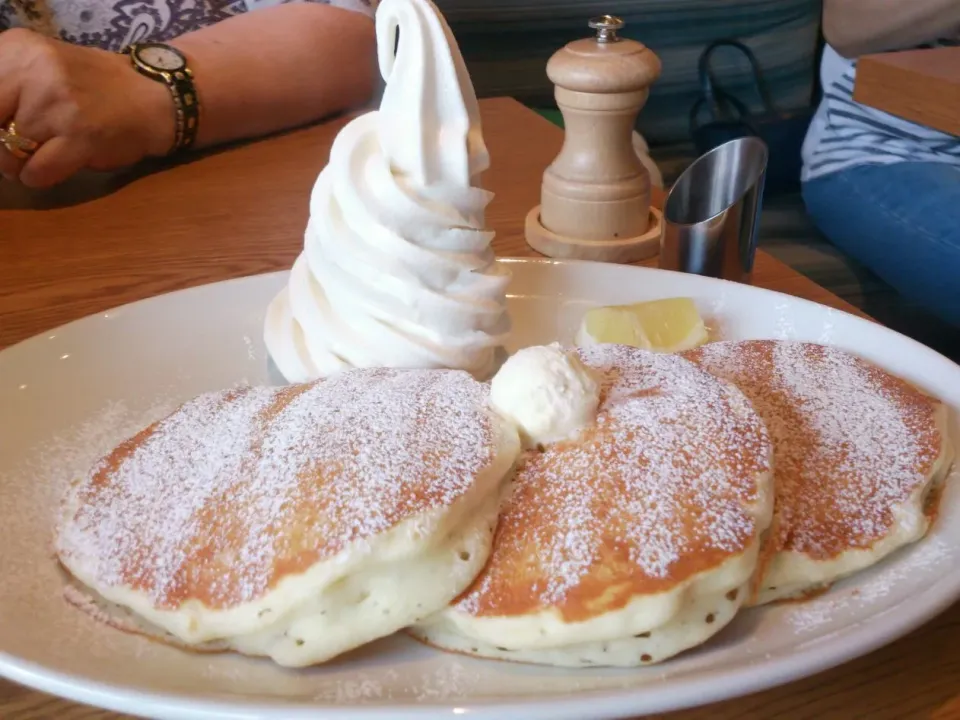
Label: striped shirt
xmin=802 ymin=43 xmax=960 ymax=182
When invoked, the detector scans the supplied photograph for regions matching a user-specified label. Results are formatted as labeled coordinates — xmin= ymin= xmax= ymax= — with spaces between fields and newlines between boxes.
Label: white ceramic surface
xmin=1 ymin=258 xmax=958 ymax=720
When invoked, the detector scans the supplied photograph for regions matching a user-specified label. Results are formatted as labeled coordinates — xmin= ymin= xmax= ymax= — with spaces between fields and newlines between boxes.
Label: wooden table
xmin=1 ymin=97 xmax=957 ymax=719
xmin=854 ymin=46 xmax=960 ymax=136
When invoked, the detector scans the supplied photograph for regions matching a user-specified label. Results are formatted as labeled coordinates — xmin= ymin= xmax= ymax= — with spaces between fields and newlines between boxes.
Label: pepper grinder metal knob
xmin=589 ymin=14 xmax=624 ymax=42
xmin=525 ymin=15 xmax=663 ymax=263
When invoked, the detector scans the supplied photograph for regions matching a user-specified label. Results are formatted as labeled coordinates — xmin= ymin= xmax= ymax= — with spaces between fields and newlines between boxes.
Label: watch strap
xmin=168 ymin=66 xmax=200 ymax=152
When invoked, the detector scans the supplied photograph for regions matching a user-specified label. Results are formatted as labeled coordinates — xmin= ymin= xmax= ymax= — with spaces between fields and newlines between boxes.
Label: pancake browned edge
xmin=61 ymin=578 xmax=233 ymax=654
xmin=683 ymin=340 xmax=954 ymax=605
xmin=411 ymin=344 xmax=775 ymax=667
xmin=55 ymin=368 xmax=520 ymax=667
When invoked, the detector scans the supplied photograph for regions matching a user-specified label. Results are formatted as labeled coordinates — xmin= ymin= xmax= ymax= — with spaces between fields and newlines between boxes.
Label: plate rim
xmin=2 ymin=573 xmax=957 ymax=720
xmin=2 ymin=257 xmax=955 ymax=374
xmin=5 ymin=257 xmax=956 ymax=380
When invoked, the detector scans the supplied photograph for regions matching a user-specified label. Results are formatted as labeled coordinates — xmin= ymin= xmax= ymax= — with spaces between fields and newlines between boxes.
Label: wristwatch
xmin=124 ymin=42 xmax=200 ymax=153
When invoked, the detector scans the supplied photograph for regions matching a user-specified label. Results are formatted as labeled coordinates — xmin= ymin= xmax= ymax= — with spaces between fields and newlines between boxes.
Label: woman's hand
xmin=0 ymin=4 xmax=375 ymax=188
xmin=0 ymin=29 xmax=174 ymax=188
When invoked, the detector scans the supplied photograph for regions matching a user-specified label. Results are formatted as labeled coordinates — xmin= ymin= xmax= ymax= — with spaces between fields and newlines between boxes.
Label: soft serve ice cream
xmin=264 ymin=0 xmax=510 ymax=383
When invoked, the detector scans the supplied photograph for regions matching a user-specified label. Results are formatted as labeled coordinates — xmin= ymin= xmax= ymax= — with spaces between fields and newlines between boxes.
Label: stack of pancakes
xmin=56 ymin=368 xmax=520 ymax=667
xmin=683 ymin=340 xmax=953 ymax=605
xmin=412 ymin=344 xmax=775 ymax=667
xmin=56 ymin=340 xmax=952 ymax=668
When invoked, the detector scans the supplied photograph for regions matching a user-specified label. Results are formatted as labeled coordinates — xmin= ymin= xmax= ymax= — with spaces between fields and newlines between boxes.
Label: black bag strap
xmin=698 ymin=39 xmax=776 ymax=118
xmin=689 ymin=91 xmax=756 ymax=137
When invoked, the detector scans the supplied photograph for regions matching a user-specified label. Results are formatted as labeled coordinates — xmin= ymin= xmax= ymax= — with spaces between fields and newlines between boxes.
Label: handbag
xmin=690 ymin=39 xmax=814 ymax=196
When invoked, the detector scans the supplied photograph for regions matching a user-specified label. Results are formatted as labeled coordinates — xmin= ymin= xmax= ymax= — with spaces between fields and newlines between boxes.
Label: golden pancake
xmin=413 ymin=344 xmax=775 ymax=667
xmin=56 ymin=368 xmax=520 ymax=666
xmin=683 ymin=340 xmax=953 ymax=604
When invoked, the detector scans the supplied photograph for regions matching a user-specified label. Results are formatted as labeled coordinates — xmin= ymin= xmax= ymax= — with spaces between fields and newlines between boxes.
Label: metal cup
xmin=659 ymin=137 xmax=768 ymax=282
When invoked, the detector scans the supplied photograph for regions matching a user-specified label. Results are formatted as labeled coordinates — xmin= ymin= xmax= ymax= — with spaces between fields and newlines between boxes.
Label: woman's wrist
xmin=143 ymin=82 xmax=178 ymax=158
xmin=124 ymin=56 xmax=179 ymax=158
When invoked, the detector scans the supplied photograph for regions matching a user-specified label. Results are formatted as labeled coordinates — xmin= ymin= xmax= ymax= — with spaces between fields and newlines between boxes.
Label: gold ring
xmin=0 ymin=121 xmax=40 ymax=160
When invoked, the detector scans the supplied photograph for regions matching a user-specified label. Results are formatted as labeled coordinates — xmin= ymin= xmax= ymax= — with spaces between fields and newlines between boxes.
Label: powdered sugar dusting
xmin=687 ymin=341 xmax=941 ymax=558
xmin=787 ymin=537 xmax=952 ymax=634
xmin=323 ymin=659 xmax=482 ymax=702
xmin=23 ymin=399 xmax=178 ymax=522
xmin=1 ymin=397 xmax=176 ymax=612
xmin=57 ymin=368 xmax=495 ymax=610
xmin=459 ymin=344 xmax=772 ymax=620
xmin=1 ymin=397 xmax=177 ymax=551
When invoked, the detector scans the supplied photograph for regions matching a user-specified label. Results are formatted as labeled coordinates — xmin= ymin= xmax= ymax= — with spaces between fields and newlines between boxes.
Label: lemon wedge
xmin=575 ymin=297 xmax=709 ymax=353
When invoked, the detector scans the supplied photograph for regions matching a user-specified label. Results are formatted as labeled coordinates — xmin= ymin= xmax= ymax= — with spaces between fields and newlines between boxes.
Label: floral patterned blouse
xmin=0 ymin=0 xmax=374 ymax=51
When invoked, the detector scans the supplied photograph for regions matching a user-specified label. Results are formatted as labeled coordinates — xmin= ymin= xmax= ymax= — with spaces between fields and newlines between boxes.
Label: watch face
xmin=137 ymin=44 xmax=186 ymax=72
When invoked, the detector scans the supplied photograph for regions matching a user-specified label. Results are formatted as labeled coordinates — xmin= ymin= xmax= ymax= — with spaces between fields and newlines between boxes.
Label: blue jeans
xmin=802 ymin=162 xmax=960 ymax=327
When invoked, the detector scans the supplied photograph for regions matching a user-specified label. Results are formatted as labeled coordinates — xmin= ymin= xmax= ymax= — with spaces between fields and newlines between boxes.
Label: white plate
xmin=1 ymin=258 xmax=958 ymax=720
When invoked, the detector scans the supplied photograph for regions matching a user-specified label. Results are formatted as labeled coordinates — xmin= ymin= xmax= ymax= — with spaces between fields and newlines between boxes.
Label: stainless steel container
xmin=659 ymin=137 xmax=769 ymax=282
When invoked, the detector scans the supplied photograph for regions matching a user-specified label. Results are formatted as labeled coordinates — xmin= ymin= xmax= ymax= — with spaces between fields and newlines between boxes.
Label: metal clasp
xmin=588 ymin=15 xmax=625 ymax=43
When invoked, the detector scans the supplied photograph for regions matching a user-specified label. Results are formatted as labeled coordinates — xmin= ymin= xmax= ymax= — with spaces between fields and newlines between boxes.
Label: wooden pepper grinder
xmin=525 ymin=15 xmax=663 ymax=263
